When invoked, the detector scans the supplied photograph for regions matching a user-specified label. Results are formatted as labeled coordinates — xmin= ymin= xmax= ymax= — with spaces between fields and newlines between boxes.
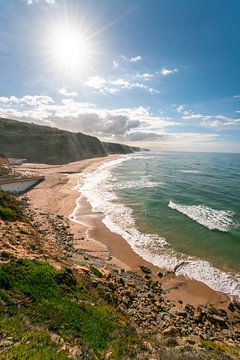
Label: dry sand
xmin=20 ymin=155 xmax=229 ymax=308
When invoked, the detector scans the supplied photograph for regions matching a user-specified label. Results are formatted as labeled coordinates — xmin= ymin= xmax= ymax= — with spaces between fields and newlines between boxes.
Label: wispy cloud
xmin=136 ymin=73 xmax=154 ymax=81
xmin=26 ymin=0 xmax=56 ymax=4
xmin=160 ymin=67 xmax=178 ymax=76
xmin=0 ymin=95 xmax=54 ymax=106
xmin=113 ymin=60 xmax=119 ymax=69
xmin=85 ymin=75 xmax=159 ymax=95
xmin=176 ymin=105 xmax=240 ymax=127
xmin=58 ymin=88 xmax=78 ymax=97
xmin=130 ymin=55 xmax=142 ymax=63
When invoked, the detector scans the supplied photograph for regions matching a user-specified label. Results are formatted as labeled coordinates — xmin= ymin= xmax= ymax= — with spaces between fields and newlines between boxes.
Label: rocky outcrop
xmin=0 ymin=118 xmax=141 ymax=164
xmin=0 ymin=155 xmax=12 ymax=177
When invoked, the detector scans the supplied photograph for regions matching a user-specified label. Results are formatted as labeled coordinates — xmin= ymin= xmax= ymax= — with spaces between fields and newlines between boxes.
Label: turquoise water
xmin=111 ymin=152 xmax=240 ymax=274
xmin=78 ymin=152 xmax=240 ymax=296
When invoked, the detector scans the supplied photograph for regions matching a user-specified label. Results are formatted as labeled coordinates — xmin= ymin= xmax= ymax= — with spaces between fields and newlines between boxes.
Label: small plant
xmin=90 ymin=266 xmax=103 ymax=278
xmin=0 ymin=191 xmax=24 ymax=221
xmin=0 ymin=206 xmax=17 ymax=220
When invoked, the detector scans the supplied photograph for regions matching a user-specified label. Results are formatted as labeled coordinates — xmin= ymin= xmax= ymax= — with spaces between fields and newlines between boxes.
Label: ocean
xmin=77 ymin=152 xmax=240 ymax=297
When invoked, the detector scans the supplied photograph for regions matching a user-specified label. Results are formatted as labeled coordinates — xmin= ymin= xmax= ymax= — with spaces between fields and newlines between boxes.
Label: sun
xmin=45 ymin=22 xmax=94 ymax=77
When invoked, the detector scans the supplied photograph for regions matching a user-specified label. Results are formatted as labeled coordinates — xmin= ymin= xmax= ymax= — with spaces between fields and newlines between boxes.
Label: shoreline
xmin=20 ymin=155 xmax=230 ymax=308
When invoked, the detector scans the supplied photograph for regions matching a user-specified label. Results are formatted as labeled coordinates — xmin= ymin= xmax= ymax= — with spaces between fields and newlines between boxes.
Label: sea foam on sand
xmin=72 ymin=155 xmax=240 ymax=298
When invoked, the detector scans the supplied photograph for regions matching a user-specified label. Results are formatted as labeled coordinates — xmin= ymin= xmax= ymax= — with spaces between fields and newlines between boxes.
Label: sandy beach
xmin=20 ymin=155 xmax=230 ymax=308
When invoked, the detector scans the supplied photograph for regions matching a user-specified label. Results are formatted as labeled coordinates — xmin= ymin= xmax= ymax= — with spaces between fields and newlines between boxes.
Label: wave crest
xmin=168 ymin=201 xmax=235 ymax=232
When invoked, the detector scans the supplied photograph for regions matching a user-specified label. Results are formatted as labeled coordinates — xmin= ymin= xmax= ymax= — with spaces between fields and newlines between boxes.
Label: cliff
xmin=0 ymin=118 xmax=140 ymax=164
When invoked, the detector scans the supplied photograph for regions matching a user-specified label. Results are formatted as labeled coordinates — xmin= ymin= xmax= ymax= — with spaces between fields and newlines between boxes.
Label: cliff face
xmin=0 ymin=118 xmax=140 ymax=164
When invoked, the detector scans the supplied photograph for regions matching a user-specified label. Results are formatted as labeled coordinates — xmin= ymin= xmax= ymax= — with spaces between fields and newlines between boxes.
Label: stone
xmin=207 ymin=314 xmax=226 ymax=326
xmin=139 ymin=265 xmax=152 ymax=275
xmin=162 ymin=326 xmax=178 ymax=336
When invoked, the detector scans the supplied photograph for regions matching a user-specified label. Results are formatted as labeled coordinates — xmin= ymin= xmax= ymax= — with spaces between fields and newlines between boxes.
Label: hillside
xmin=0 ymin=118 xmax=140 ymax=164
xmin=0 ymin=192 xmax=239 ymax=359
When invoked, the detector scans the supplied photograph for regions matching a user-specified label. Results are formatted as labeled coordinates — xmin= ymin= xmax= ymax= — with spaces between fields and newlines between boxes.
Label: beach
xmin=18 ymin=154 xmax=232 ymax=309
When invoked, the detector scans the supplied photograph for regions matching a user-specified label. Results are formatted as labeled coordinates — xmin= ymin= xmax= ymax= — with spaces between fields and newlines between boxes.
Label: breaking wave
xmin=168 ymin=201 xmax=236 ymax=232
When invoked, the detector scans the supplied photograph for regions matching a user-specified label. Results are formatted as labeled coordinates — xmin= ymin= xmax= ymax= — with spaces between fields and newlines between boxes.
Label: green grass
xmin=0 ymin=259 xmax=136 ymax=358
xmin=0 ymin=314 xmax=69 ymax=360
xmin=201 ymin=339 xmax=240 ymax=358
xmin=0 ymin=191 xmax=24 ymax=221
xmin=90 ymin=266 xmax=103 ymax=278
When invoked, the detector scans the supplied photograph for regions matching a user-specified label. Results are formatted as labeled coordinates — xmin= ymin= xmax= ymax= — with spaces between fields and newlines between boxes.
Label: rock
xmin=176 ymin=310 xmax=188 ymax=317
xmin=140 ymin=265 xmax=152 ymax=275
xmin=162 ymin=326 xmax=178 ymax=336
xmin=144 ymin=274 xmax=152 ymax=280
xmin=185 ymin=304 xmax=195 ymax=315
xmin=122 ymin=296 xmax=130 ymax=305
xmin=0 ymin=339 xmax=14 ymax=347
xmin=118 ymin=277 xmax=125 ymax=286
xmin=50 ymin=333 xmax=64 ymax=345
xmin=164 ymin=336 xmax=178 ymax=347
xmin=207 ymin=314 xmax=227 ymax=327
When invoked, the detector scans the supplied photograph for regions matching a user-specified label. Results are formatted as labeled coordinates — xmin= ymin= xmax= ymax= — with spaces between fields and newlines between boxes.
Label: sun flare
xmin=46 ymin=22 xmax=93 ymax=76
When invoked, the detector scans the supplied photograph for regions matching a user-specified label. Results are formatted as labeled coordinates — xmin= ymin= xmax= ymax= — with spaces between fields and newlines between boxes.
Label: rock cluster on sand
xmin=87 ymin=267 xmax=240 ymax=353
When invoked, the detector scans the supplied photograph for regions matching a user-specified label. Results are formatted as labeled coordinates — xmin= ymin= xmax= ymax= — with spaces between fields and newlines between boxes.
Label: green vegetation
xmin=0 ymin=191 xmax=24 ymax=221
xmin=201 ymin=339 xmax=240 ymax=358
xmin=0 ymin=315 xmax=69 ymax=360
xmin=90 ymin=266 xmax=103 ymax=278
xmin=0 ymin=259 xmax=137 ymax=359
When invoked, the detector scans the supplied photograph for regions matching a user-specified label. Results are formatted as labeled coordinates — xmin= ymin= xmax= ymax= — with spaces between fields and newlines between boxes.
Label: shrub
xmin=0 ymin=191 xmax=24 ymax=221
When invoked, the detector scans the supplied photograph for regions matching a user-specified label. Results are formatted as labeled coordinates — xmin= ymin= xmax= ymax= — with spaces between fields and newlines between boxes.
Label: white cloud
xmin=0 ymin=95 xmax=54 ymax=106
xmin=160 ymin=67 xmax=178 ymax=76
xmin=176 ymin=106 xmax=240 ymax=127
xmin=130 ymin=56 xmax=142 ymax=63
xmin=26 ymin=0 xmax=55 ymax=4
xmin=85 ymin=76 xmax=106 ymax=90
xmin=58 ymin=88 xmax=78 ymax=97
xmin=175 ymin=105 xmax=185 ymax=113
xmin=113 ymin=60 xmax=119 ymax=69
xmin=201 ymin=117 xmax=240 ymax=127
xmin=85 ymin=75 xmax=159 ymax=95
xmin=136 ymin=73 xmax=154 ymax=81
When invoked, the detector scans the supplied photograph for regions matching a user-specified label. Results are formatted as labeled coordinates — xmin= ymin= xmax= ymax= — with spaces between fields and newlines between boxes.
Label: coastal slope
xmin=0 ymin=118 xmax=140 ymax=164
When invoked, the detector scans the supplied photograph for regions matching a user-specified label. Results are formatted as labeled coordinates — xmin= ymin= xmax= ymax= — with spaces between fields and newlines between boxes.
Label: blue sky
xmin=0 ymin=0 xmax=240 ymax=152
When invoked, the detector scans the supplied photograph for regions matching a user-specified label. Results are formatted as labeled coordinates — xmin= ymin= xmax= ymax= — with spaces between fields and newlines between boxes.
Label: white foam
xmin=71 ymin=155 xmax=240 ymax=298
xmin=168 ymin=201 xmax=235 ymax=232
xmin=112 ymin=177 xmax=162 ymax=190
xmin=179 ymin=169 xmax=202 ymax=174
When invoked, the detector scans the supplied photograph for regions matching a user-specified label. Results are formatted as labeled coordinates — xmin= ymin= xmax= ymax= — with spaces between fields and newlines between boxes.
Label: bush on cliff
xmin=0 ymin=191 xmax=24 ymax=221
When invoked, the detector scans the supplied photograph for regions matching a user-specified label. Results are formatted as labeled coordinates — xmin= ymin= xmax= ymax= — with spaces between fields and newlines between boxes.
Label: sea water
xmin=76 ymin=152 xmax=240 ymax=297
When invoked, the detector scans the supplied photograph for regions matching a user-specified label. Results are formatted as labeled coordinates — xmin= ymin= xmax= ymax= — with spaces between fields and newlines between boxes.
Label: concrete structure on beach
xmin=0 ymin=154 xmax=44 ymax=194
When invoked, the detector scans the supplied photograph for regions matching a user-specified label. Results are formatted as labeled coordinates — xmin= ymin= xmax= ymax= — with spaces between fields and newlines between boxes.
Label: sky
xmin=0 ymin=0 xmax=240 ymax=152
